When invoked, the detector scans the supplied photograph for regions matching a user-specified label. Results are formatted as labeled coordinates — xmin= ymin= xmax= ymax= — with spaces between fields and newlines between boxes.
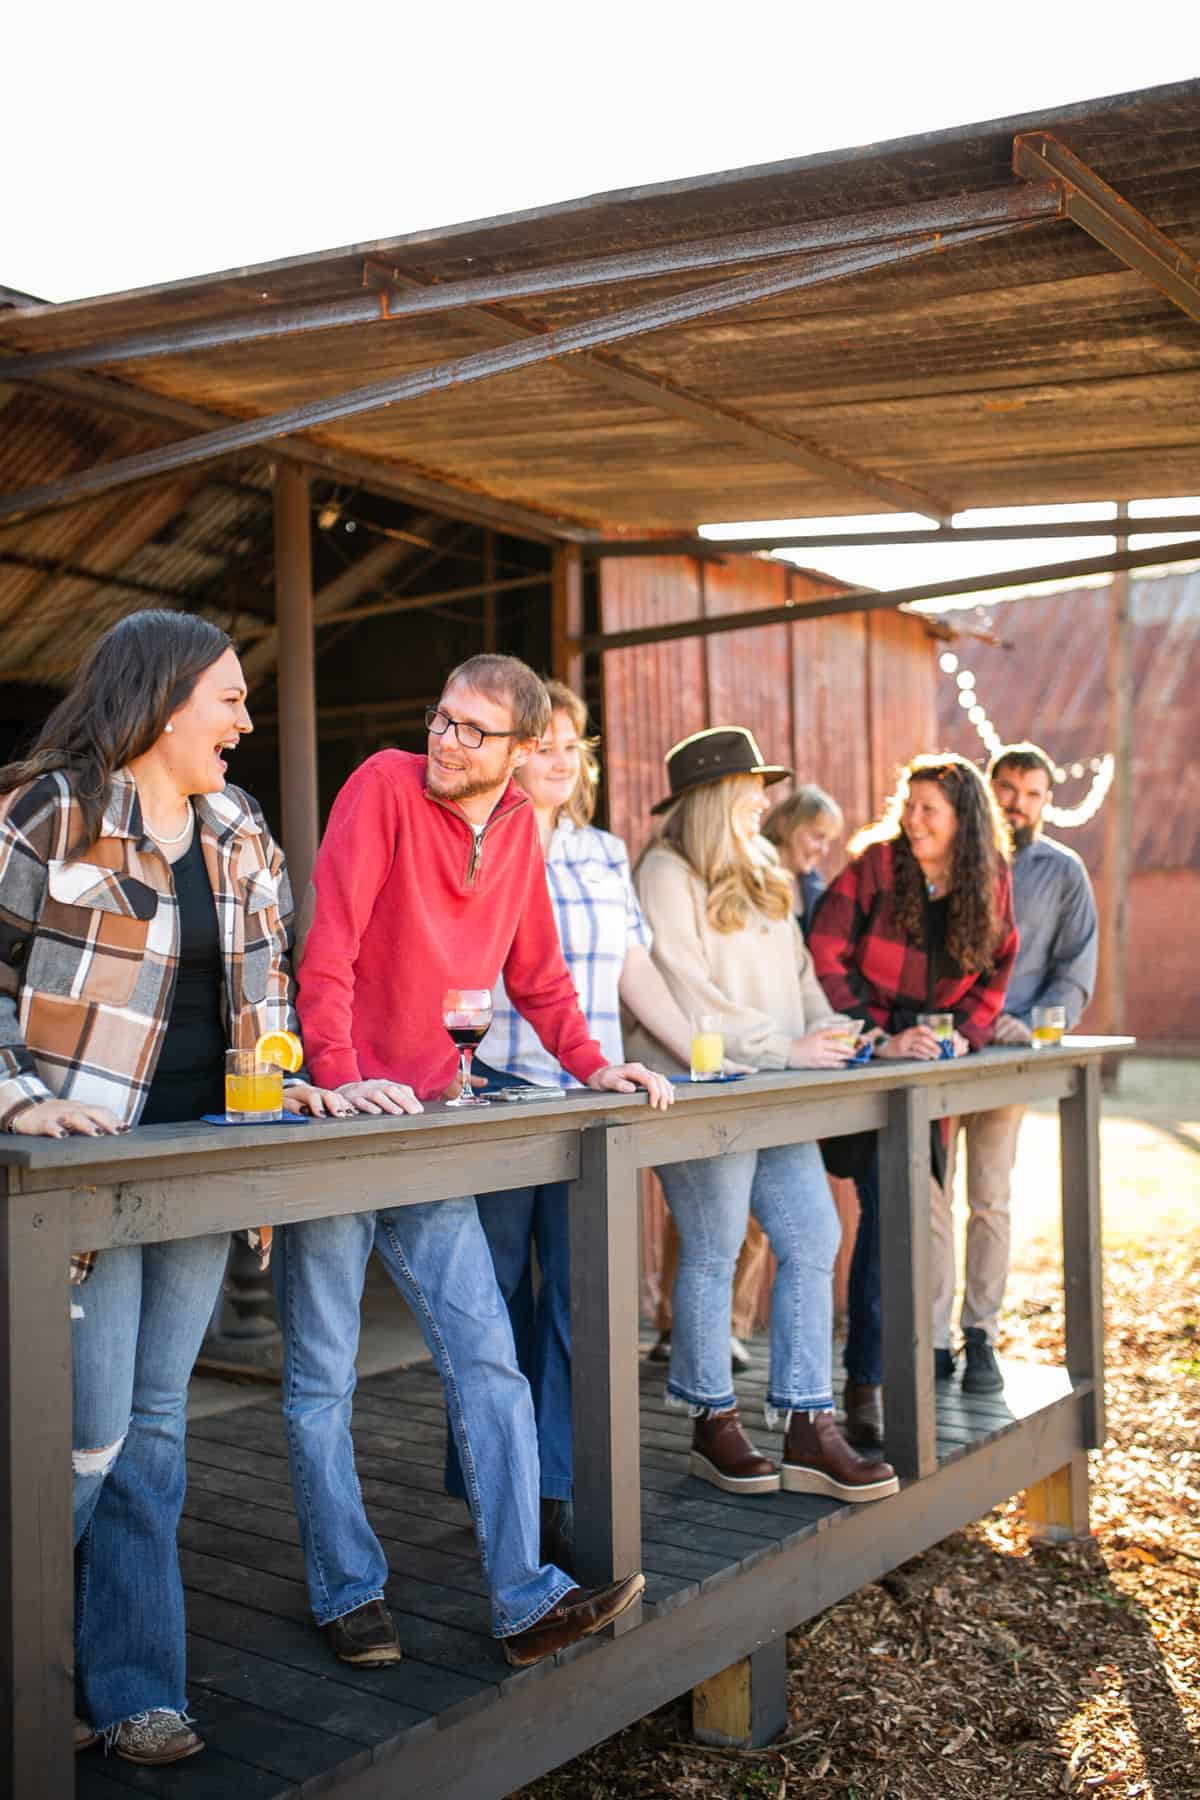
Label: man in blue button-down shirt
xmin=936 ymin=742 xmax=1098 ymax=1395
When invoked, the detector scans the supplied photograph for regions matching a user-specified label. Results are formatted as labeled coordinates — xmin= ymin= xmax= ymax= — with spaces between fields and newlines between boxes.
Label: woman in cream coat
xmin=628 ymin=728 xmax=898 ymax=1504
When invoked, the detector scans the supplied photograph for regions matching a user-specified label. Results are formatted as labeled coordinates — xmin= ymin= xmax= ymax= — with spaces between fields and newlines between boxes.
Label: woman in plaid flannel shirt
xmin=0 ymin=611 xmax=349 ymax=1766
xmin=808 ymin=754 xmax=1017 ymax=1449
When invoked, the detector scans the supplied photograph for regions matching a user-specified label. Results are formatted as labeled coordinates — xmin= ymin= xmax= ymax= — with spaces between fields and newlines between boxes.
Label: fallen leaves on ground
xmin=516 ymin=1230 xmax=1199 ymax=1800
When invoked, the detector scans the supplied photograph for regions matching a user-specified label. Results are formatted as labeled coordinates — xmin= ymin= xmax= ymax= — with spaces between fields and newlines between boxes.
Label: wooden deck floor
xmin=75 ymin=1341 xmax=1081 ymax=1800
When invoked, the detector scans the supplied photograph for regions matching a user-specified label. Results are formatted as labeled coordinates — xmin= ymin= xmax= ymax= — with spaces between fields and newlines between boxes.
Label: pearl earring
xmin=164 ymin=723 xmax=174 ymax=734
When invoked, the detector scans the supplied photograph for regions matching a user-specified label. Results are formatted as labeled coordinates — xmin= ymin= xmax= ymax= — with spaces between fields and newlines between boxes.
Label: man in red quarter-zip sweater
xmin=277 ymin=655 xmax=666 ymax=1672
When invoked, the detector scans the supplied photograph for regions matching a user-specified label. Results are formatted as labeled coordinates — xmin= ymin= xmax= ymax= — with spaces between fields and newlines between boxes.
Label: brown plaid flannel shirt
xmin=0 ymin=769 xmax=302 ymax=1283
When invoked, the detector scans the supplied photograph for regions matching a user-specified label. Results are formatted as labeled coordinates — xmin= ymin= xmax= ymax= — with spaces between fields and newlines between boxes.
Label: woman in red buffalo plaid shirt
xmin=808 ymin=755 xmax=1017 ymax=1450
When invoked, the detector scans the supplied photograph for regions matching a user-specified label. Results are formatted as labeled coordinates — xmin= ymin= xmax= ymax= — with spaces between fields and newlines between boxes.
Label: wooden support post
xmin=1023 ymin=1449 xmax=1091 ymax=1544
xmin=1100 ymin=501 xmax=1133 ymax=1089
xmin=274 ymin=463 xmax=320 ymax=906
xmin=0 ymin=1176 xmax=73 ymax=1799
xmin=1060 ymin=1060 xmax=1106 ymax=1448
xmin=570 ymin=1125 xmax=642 ymax=1618
xmin=551 ymin=543 xmax=584 ymax=692
xmin=692 ymin=1637 xmax=788 ymax=1748
xmin=879 ymin=1085 xmax=937 ymax=1480
xmin=482 ymin=529 xmax=497 ymax=652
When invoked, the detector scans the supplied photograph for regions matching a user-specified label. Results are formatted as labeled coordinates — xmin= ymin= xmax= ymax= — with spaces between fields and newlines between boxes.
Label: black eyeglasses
xmin=425 ymin=706 xmax=522 ymax=751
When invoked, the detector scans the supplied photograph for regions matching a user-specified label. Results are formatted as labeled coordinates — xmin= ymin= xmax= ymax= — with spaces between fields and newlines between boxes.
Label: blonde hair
xmin=656 ymin=773 xmax=794 ymax=933
xmin=542 ymin=679 xmax=600 ymax=827
xmin=762 ymin=783 xmax=844 ymax=846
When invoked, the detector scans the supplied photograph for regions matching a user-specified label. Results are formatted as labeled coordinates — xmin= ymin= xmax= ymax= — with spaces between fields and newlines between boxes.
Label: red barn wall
xmin=934 ymin=570 xmax=1200 ymax=1047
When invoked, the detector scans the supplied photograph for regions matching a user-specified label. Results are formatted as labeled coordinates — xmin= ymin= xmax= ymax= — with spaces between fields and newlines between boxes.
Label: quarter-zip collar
xmin=423 ymin=772 xmax=530 ymax=889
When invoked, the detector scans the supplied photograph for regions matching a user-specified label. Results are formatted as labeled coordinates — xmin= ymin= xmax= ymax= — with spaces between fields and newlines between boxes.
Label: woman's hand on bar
xmin=8 ymin=1099 xmax=124 ymax=1138
xmin=788 ymin=1028 xmax=857 ymax=1070
xmin=877 ymin=1025 xmax=943 ymax=1061
xmin=282 ymin=1083 xmax=357 ymax=1119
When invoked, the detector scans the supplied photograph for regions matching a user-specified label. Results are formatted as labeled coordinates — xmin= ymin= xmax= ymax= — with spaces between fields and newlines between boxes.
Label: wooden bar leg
xmin=1024 ymin=1449 xmax=1091 ymax=1543
xmin=1060 ymin=1061 xmax=1106 ymax=1448
xmin=879 ymin=1085 xmax=937 ymax=1480
xmin=570 ymin=1125 xmax=642 ymax=1627
xmin=0 ymin=1176 xmax=74 ymax=1798
xmin=693 ymin=1637 xmax=788 ymax=1748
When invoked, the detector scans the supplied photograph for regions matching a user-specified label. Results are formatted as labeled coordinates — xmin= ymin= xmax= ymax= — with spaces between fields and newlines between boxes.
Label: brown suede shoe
xmin=689 ymin=1406 xmax=780 ymax=1494
xmin=783 ymin=1410 xmax=899 ymax=1502
xmin=323 ymin=1598 xmax=403 ymax=1666
xmin=842 ymin=1380 xmax=885 ymax=1450
xmin=502 ymin=1572 xmax=645 ymax=1667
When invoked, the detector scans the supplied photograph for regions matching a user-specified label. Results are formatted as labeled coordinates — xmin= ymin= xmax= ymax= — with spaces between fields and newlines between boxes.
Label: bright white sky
xmin=5 ymin=3 xmax=1197 ymax=599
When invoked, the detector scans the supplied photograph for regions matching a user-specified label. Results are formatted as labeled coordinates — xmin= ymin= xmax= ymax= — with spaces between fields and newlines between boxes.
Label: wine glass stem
xmin=459 ymin=1046 xmax=473 ymax=1097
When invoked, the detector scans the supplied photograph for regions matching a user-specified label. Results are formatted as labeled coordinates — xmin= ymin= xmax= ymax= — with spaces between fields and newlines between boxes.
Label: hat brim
xmin=649 ymin=762 xmax=792 ymax=816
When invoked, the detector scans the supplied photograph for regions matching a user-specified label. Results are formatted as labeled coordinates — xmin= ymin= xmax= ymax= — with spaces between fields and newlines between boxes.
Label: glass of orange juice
xmin=690 ymin=1015 xmax=724 ymax=1081
xmin=1031 ymin=1004 xmax=1066 ymax=1049
xmin=225 ymin=1049 xmax=284 ymax=1122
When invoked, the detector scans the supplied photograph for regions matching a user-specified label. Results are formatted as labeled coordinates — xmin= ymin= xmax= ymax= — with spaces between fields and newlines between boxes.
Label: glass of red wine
xmin=442 ymin=988 xmax=493 ymax=1108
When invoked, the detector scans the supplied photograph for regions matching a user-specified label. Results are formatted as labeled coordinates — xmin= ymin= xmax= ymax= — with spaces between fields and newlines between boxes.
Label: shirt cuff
xmin=562 ymin=1044 xmax=610 ymax=1085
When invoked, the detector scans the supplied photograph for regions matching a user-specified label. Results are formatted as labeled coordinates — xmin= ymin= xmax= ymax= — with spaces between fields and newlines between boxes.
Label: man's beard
xmin=427 ymin=756 xmax=515 ymax=804
xmin=1009 ymin=820 xmax=1037 ymax=852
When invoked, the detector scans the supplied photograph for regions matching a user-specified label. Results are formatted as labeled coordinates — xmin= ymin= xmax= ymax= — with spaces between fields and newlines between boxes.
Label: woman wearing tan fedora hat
xmin=626 ymin=728 xmax=898 ymax=1504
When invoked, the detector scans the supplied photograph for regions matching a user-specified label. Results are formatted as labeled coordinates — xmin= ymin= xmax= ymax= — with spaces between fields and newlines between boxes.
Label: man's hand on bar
xmin=336 ymin=1079 xmax=424 ymax=1116
xmin=586 ymin=1062 xmax=675 ymax=1110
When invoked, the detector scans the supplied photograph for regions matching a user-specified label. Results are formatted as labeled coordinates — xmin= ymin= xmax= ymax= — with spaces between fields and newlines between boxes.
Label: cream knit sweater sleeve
xmin=634 ymin=848 xmax=794 ymax=1069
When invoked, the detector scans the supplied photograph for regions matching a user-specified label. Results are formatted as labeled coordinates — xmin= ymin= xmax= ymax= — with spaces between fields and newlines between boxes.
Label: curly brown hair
xmin=848 ymin=753 xmax=1010 ymax=974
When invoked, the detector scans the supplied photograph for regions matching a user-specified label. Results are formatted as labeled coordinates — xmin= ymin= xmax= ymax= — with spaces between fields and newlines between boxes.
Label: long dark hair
xmin=0 ymin=609 xmax=233 ymax=850
xmin=848 ymin=753 xmax=1010 ymax=974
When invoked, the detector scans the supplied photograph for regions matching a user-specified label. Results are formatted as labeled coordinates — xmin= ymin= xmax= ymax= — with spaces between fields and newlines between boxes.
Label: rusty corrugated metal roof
xmin=0 ymin=80 xmax=1197 ymax=542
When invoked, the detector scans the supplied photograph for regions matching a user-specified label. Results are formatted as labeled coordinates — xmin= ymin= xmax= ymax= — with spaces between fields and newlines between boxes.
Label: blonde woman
xmin=448 ymin=680 xmax=697 ymax=1571
xmin=627 ymin=728 xmax=898 ymax=1504
xmin=761 ymin=783 xmax=845 ymax=938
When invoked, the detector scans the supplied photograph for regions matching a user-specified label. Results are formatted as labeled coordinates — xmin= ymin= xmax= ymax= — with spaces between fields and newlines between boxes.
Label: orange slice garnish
xmin=254 ymin=1029 xmax=303 ymax=1073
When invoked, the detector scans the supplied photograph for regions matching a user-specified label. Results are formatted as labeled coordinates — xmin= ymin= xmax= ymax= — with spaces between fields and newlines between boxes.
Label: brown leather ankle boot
xmin=689 ymin=1407 xmax=780 ymax=1494
xmin=783 ymin=1410 xmax=899 ymax=1502
xmin=842 ymin=1380 xmax=885 ymax=1450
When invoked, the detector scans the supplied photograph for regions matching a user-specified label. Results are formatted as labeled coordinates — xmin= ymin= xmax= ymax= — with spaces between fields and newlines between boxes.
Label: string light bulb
xmin=939 ymin=662 xmax=1112 ymax=830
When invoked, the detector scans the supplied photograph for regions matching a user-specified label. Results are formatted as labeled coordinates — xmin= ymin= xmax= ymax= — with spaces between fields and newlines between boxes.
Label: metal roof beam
xmin=13 ymin=371 xmax=590 ymax=545
xmin=0 ymin=184 xmax=1062 ymax=381
xmin=590 ymin=515 xmax=1200 ymax=556
xmin=578 ymin=536 xmax=1200 ymax=652
xmin=1013 ymin=131 xmax=1200 ymax=323
xmin=0 ymin=221 xmax=1024 ymax=528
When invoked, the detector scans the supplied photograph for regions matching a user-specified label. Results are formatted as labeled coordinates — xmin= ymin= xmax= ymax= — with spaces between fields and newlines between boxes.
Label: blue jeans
xmin=71 ymin=1232 xmax=231 ymax=1730
xmin=656 ymin=1141 xmax=841 ymax=1417
xmin=846 ymin=1153 xmax=882 ymax=1384
xmin=445 ymin=1179 xmax=574 ymax=1503
xmin=274 ymin=1199 xmax=574 ymax=1638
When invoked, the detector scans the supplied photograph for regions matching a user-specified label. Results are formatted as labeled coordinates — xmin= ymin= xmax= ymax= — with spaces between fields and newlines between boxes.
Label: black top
xmin=140 ymin=828 xmax=227 ymax=1125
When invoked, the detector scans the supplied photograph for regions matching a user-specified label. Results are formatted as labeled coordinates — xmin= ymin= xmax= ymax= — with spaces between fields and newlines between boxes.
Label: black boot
xmin=961 ymin=1328 xmax=1004 ymax=1394
xmin=540 ymin=1496 xmax=575 ymax=1577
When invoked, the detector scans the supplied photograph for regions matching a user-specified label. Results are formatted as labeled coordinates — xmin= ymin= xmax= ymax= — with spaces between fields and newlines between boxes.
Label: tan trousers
xmin=655 ymin=1211 xmax=771 ymax=1340
xmin=930 ymin=1105 xmax=1026 ymax=1348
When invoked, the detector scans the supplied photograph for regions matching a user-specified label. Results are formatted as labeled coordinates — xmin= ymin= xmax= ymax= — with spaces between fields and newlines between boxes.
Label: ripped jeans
xmin=72 ymin=1232 xmax=231 ymax=1730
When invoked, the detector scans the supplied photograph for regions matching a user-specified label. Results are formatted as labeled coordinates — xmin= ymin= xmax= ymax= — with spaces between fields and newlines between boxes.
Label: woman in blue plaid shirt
xmin=446 ymin=680 xmax=696 ymax=1573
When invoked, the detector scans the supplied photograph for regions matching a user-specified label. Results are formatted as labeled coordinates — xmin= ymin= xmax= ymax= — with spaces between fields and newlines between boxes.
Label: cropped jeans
xmin=71 ymin=1231 xmax=231 ymax=1730
xmin=656 ymin=1141 xmax=841 ymax=1419
xmin=274 ymin=1198 xmax=574 ymax=1639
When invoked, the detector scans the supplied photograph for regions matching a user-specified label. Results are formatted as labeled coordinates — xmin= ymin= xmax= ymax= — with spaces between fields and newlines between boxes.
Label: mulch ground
xmin=516 ymin=1229 xmax=1200 ymax=1800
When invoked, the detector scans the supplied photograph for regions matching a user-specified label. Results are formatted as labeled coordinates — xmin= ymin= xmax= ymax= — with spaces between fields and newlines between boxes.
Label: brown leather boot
xmin=689 ymin=1406 xmax=780 ymax=1494
xmin=842 ymin=1380 xmax=885 ymax=1450
xmin=782 ymin=1410 xmax=899 ymax=1502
